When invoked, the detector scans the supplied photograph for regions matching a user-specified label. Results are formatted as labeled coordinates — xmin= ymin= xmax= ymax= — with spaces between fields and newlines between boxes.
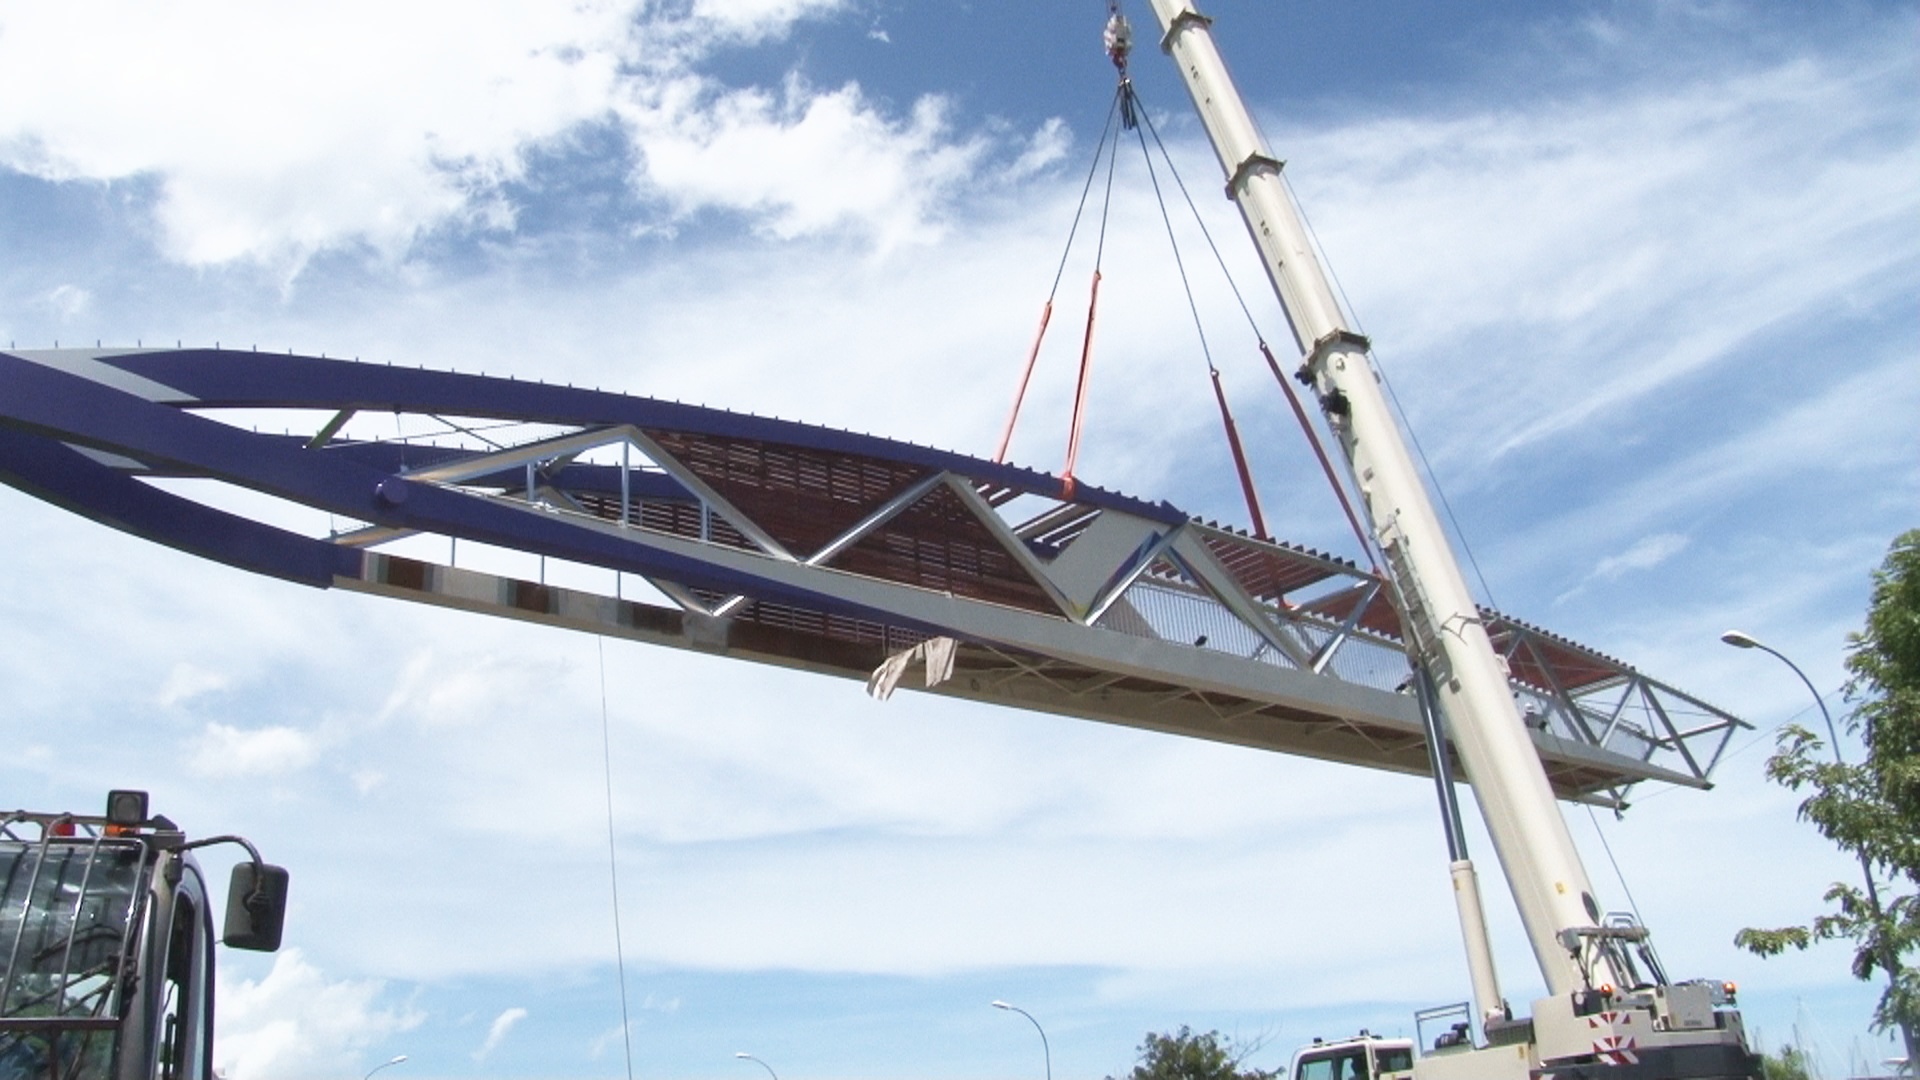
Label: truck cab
xmin=0 ymin=792 xmax=287 ymax=1080
xmin=1290 ymin=1032 xmax=1417 ymax=1080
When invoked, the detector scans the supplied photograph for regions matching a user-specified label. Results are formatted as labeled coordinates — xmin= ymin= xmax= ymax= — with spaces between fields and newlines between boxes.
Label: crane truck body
xmin=0 ymin=792 xmax=288 ymax=1080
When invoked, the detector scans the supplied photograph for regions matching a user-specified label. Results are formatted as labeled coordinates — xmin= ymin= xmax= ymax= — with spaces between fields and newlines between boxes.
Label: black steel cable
xmin=598 ymin=638 xmax=637 ymax=1080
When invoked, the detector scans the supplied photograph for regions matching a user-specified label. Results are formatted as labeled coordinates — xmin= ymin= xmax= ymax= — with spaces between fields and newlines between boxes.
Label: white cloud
xmin=36 ymin=283 xmax=91 ymax=320
xmin=215 ymin=949 xmax=423 ymax=1080
xmin=0 ymin=1 xmax=636 ymax=271
xmin=589 ymin=1021 xmax=632 ymax=1060
xmin=159 ymin=662 xmax=231 ymax=708
xmin=1007 ymin=116 xmax=1071 ymax=180
xmin=0 ymin=0 xmax=993 ymax=273
xmin=1592 ymin=532 xmax=1690 ymax=581
xmin=1283 ymin=42 xmax=1920 ymax=481
xmin=1514 ymin=358 xmax=1919 ymax=593
xmin=474 ymin=1006 xmax=530 ymax=1061
xmin=1553 ymin=532 xmax=1692 ymax=605
xmin=190 ymin=722 xmax=318 ymax=777
xmin=619 ymin=77 xmax=987 ymax=249
xmin=688 ymin=0 xmax=845 ymax=43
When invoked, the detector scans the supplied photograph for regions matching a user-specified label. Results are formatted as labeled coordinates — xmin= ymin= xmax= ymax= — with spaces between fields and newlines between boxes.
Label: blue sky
xmin=2 ymin=1 xmax=1917 ymax=1077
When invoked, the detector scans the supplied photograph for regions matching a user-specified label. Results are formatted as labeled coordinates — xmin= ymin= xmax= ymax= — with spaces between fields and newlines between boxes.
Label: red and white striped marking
xmin=1591 ymin=1035 xmax=1640 ymax=1065
xmin=1588 ymin=1012 xmax=1639 ymax=1065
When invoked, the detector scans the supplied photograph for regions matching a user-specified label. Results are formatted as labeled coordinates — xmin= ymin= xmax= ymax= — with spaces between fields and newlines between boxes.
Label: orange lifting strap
xmin=993 ymin=300 xmax=1052 ymax=464
xmin=1060 ymin=270 xmax=1104 ymax=500
xmin=1210 ymin=367 xmax=1268 ymax=540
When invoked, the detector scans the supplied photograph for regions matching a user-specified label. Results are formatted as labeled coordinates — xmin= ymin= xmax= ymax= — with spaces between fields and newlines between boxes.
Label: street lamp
xmin=1720 ymin=630 xmax=1848 ymax=755
xmin=735 ymin=1051 xmax=780 ymax=1080
xmin=363 ymin=1055 xmax=407 ymax=1080
xmin=1722 ymin=629 xmax=1905 ymax=1050
xmin=992 ymin=1000 xmax=1052 ymax=1080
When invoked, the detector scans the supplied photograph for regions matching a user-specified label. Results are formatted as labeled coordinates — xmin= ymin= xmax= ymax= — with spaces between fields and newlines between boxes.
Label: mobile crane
xmin=1 ymin=791 xmax=289 ymax=1080
xmin=1139 ymin=2 xmax=1762 ymax=1075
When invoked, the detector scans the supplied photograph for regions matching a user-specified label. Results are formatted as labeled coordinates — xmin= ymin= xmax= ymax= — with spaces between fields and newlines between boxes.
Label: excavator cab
xmin=0 ymin=792 xmax=287 ymax=1080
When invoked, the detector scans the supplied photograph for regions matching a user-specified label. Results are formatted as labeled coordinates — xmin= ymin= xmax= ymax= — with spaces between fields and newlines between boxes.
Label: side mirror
xmin=223 ymin=862 xmax=290 ymax=952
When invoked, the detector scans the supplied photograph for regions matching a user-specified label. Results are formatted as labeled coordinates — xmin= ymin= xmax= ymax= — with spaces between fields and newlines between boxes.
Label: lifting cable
xmin=1058 ymin=17 xmax=1136 ymax=499
xmin=995 ymin=4 xmax=1132 ymax=503
xmin=1129 ymin=87 xmax=1381 ymax=568
xmin=992 ymin=83 xmax=1125 ymax=465
xmin=998 ymin=0 xmax=1374 ymax=566
xmin=597 ymin=639 xmax=638 ymax=1080
xmin=1126 ymin=65 xmax=1269 ymax=540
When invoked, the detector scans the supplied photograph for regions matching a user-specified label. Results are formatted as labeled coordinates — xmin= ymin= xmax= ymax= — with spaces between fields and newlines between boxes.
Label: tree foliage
xmin=1737 ymin=530 xmax=1920 ymax=1062
xmin=1108 ymin=1026 xmax=1278 ymax=1080
xmin=1759 ymin=1044 xmax=1813 ymax=1080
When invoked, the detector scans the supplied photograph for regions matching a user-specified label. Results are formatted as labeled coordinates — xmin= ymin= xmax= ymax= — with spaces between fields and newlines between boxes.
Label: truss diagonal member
xmin=977 ymin=647 xmax=1088 ymax=697
xmin=1167 ymin=529 xmax=1314 ymax=668
xmin=333 ymin=524 xmax=417 ymax=548
xmin=1640 ymin=690 xmax=1709 ymax=782
xmin=938 ymin=474 xmax=1078 ymax=618
xmin=1084 ymin=526 xmax=1178 ymax=628
xmin=1594 ymin=679 xmax=1637 ymax=747
xmin=808 ymin=471 xmax=950 ymax=568
xmin=304 ymin=409 xmax=356 ymax=450
xmin=401 ymin=424 xmax=629 ymax=486
xmin=1514 ymin=629 xmax=1606 ymax=749
xmin=646 ymin=578 xmax=716 ymax=616
xmin=425 ymin=413 xmax=509 ymax=451
xmin=1626 ymin=676 xmax=1747 ymax=774
xmin=1307 ymin=579 xmax=1384 ymax=674
xmin=707 ymin=470 xmax=950 ymax=619
xmin=620 ymin=427 xmax=798 ymax=562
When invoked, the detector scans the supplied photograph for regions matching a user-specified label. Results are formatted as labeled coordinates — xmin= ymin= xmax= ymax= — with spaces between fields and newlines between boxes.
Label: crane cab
xmin=1290 ymin=1032 xmax=1416 ymax=1080
xmin=0 ymin=791 xmax=287 ymax=1080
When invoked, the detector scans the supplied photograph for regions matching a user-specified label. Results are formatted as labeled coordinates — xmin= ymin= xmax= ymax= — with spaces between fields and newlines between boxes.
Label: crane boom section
xmin=1146 ymin=0 xmax=1611 ymax=996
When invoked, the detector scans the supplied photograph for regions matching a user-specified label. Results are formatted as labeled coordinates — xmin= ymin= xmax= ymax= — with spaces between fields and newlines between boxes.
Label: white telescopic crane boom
xmin=1143 ymin=0 xmax=1615 ymax=1001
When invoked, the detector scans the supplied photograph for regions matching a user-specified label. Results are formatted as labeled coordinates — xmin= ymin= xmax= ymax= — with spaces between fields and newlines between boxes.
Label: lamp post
xmin=363 ymin=1055 xmax=407 ymax=1080
xmin=1721 ymin=630 xmax=1847 ymax=755
xmin=991 ymin=1000 xmax=1051 ymax=1080
xmin=1721 ymin=630 xmax=1875 ymax=906
xmin=735 ymin=1051 xmax=780 ymax=1080
xmin=1722 ymin=628 xmax=1917 ymax=1071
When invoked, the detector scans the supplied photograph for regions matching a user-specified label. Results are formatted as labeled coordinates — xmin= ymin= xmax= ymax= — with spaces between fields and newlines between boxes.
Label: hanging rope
xmin=1133 ymin=97 xmax=1382 ymax=567
xmin=1129 ymin=89 xmax=1270 ymax=538
xmin=597 ymin=639 xmax=637 ymax=1080
xmin=993 ymin=86 xmax=1125 ymax=465
xmin=1058 ymin=15 xmax=1131 ymax=500
xmin=1002 ymin=1 xmax=1363 ymax=553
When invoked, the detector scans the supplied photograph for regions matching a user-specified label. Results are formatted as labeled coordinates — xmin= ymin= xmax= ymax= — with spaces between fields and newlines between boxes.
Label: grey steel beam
xmin=337 ymin=551 xmax=1707 ymax=798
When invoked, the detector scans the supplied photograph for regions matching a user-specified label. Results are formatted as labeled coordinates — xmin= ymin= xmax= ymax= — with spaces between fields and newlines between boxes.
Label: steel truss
xmin=0 ymin=347 xmax=1744 ymax=805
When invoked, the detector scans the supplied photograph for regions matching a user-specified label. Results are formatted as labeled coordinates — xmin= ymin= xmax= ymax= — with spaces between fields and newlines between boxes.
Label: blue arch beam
xmin=0 ymin=347 xmax=1747 ymax=805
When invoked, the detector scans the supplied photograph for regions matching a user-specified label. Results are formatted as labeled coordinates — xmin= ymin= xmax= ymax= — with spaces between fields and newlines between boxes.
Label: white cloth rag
xmin=866 ymin=636 xmax=958 ymax=700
